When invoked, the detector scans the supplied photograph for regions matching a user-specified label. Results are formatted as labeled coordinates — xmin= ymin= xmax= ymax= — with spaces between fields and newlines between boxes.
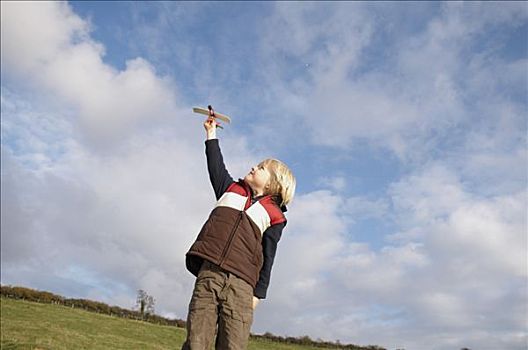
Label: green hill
xmin=0 ymin=297 xmax=361 ymax=350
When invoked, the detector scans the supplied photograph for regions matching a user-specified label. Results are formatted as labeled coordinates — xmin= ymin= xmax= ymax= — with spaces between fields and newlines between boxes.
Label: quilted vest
xmin=186 ymin=180 xmax=286 ymax=288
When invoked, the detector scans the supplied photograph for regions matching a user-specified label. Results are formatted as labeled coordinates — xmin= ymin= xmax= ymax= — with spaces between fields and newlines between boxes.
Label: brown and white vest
xmin=186 ymin=180 xmax=286 ymax=288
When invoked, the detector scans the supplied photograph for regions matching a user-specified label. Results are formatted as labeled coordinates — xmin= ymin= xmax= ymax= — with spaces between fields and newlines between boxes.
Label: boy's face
xmin=244 ymin=162 xmax=271 ymax=195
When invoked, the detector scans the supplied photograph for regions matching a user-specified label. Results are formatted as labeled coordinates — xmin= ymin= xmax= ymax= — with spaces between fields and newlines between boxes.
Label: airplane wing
xmin=192 ymin=107 xmax=232 ymax=124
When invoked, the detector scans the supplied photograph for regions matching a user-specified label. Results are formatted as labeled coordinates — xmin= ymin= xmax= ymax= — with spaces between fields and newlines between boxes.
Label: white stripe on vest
xmin=216 ymin=192 xmax=246 ymax=211
xmin=215 ymin=192 xmax=272 ymax=235
xmin=245 ymin=201 xmax=271 ymax=235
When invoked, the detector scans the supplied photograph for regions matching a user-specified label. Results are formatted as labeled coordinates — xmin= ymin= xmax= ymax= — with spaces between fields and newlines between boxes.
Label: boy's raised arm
xmin=204 ymin=117 xmax=234 ymax=199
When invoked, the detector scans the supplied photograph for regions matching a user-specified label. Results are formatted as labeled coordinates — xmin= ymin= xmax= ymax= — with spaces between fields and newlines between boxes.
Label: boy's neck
xmin=249 ymin=185 xmax=265 ymax=198
xmin=252 ymin=189 xmax=264 ymax=198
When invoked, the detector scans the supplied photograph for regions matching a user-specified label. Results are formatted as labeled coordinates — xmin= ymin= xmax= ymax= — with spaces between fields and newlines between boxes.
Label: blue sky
xmin=1 ymin=2 xmax=527 ymax=349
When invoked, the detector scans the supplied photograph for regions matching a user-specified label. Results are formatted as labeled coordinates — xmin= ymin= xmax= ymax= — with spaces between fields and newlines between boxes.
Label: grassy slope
xmin=0 ymin=297 xmax=325 ymax=350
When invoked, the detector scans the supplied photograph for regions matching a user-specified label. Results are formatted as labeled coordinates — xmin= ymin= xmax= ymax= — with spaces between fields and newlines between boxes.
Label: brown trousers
xmin=182 ymin=261 xmax=254 ymax=350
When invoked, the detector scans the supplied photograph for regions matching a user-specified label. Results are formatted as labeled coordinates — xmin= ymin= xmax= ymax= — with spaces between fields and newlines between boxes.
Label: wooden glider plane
xmin=193 ymin=105 xmax=231 ymax=129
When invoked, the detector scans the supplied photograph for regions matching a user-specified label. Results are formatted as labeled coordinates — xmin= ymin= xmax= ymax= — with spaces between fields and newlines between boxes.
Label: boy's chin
xmin=244 ymin=177 xmax=256 ymax=188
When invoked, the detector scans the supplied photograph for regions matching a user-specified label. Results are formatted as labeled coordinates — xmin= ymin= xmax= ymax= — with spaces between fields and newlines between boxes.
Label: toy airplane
xmin=193 ymin=105 xmax=232 ymax=129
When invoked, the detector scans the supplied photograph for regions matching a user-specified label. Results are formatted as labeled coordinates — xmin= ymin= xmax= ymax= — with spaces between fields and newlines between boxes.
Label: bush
xmin=0 ymin=285 xmax=185 ymax=329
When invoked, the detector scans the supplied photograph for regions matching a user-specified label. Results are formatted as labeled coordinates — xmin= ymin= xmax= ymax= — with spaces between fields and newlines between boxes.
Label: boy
xmin=182 ymin=116 xmax=296 ymax=350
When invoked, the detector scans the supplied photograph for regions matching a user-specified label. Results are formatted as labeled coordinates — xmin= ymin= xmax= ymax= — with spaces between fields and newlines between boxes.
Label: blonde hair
xmin=259 ymin=159 xmax=296 ymax=207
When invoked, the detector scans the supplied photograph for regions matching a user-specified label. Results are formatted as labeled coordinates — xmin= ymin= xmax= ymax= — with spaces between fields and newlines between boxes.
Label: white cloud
xmin=385 ymin=164 xmax=526 ymax=348
xmin=1 ymin=1 xmax=183 ymax=147
xmin=255 ymin=2 xmax=527 ymax=165
xmin=1 ymin=2 xmax=91 ymax=76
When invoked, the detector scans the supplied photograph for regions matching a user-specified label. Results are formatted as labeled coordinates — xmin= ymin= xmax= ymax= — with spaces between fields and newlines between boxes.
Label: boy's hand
xmin=252 ymin=296 xmax=260 ymax=310
xmin=204 ymin=116 xmax=218 ymax=140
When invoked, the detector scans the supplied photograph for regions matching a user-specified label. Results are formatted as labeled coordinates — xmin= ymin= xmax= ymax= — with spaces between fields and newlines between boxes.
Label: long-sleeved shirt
xmin=205 ymin=139 xmax=285 ymax=299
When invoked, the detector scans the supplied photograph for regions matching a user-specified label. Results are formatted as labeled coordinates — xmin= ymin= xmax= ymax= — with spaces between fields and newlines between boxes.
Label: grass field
xmin=0 ymin=297 xmax=329 ymax=350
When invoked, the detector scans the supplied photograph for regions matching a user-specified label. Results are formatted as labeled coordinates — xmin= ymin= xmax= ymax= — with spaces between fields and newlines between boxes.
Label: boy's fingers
xmin=252 ymin=297 xmax=260 ymax=309
xmin=206 ymin=117 xmax=221 ymax=126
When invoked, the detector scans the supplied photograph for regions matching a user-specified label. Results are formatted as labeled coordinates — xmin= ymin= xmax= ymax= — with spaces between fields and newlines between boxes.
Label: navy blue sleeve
xmin=254 ymin=222 xmax=286 ymax=299
xmin=205 ymin=139 xmax=235 ymax=200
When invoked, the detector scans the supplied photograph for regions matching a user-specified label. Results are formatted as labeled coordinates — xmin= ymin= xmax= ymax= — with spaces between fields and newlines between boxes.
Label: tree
xmin=136 ymin=289 xmax=155 ymax=319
